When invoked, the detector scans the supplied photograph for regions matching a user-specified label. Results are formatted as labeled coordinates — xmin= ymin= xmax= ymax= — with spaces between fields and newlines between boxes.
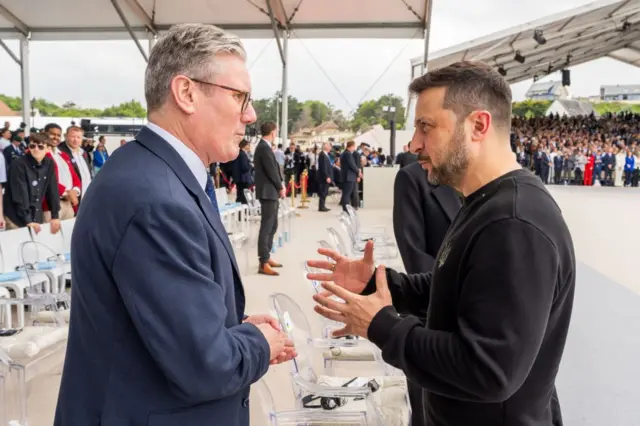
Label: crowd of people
xmin=0 ymin=120 xmax=110 ymax=231
xmin=511 ymin=112 xmax=640 ymax=187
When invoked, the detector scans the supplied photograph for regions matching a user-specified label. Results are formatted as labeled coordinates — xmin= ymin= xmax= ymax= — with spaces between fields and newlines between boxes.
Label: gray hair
xmin=144 ymin=23 xmax=247 ymax=113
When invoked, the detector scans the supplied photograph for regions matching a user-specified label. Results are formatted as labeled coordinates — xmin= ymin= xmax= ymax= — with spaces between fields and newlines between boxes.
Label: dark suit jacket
xmin=393 ymin=162 xmax=461 ymax=274
xmin=58 ymin=141 xmax=92 ymax=181
xmin=317 ymin=151 xmax=332 ymax=182
xmin=232 ymin=150 xmax=253 ymax=185
xmin=54 ymin=127 xmax=270 ymax=426
xmin=340 ymin=150 xmax=359 ymax=182
xmin=253 ymin=139 xmax=281 ymax=200
xmin=3 ymin=144 xmax=24 ymax=169
xmin=396 ymin=151 xmax=418 ymax=168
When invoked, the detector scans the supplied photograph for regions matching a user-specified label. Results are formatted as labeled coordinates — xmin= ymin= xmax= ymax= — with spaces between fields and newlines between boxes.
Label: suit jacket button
xmin=242 ymin=397 xmax=249 ymax=408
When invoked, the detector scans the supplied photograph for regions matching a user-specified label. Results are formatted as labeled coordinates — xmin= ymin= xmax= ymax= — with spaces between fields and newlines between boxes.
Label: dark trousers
xmin=258 ymin=199 xmax=279 ymax=264
xmin=236 ymin=182 xmax=249 ymax=204
xmin=540 ymin=167 xmax=549 ymax=184
xmin=554 ymin=167 xmax=562 ymax=184
xmin=340 ymin=181 xmax=356 ymax=212
xmin=317 ymin=182 xmax=328 ymax=210
xmin=351 ymin=180 xmax=360 ymax=208
xmin=408 ymin=381 xmax=426 ymax=426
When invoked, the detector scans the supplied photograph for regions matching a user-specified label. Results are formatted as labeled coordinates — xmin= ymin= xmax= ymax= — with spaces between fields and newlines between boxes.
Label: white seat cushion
xmin=34 ymin=309 xmax=71 ymax=323
xmin=323 ymin=345 xmax=376 ymax=361
xmin=0 ymin=326 xmax=68 ymax=360
xmin=316 ymin=375 xmax=409 ymax=426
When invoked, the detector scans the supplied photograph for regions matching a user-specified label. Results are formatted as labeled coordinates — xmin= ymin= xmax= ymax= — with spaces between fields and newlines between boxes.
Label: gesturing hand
xmin=255 ymin=323 xmax=297 ymax=365
xmin=313 ymin=265 xmax=392 ymax=339
xmin=306 ymin=240 xmax=376 ymax=295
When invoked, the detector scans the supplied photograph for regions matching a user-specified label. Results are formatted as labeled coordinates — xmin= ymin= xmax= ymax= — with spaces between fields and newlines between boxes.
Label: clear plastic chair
xmin=337 ymin=217 xmax=397 ymax=259
xmin=340 ymin=211 xmax=396 ymax=248
xmin=327 ymin=228 xmax=397 ymax=262
xmin=345 ymin=205 xmax=393 ymax=242
xmin=0 ymin=348 xmax=27 ymax=426
xmin=254 ymin=378 xmax=373 ymax=425
xmin=269 ymin=293 xmax=410 ymax=426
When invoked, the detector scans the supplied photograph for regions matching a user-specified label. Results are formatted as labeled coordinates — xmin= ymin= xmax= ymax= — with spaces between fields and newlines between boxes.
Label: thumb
xmin=374 ymin=265 xmax=389 ymax=295
xmin=363 ymin=240 xmax=375 ymax=265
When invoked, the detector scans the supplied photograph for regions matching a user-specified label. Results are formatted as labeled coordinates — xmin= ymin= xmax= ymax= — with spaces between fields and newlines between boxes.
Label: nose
xmin=242 ymin=103 xmax=257 ymax=124
xmin=410 ymin=129 xmax=423 ymax=155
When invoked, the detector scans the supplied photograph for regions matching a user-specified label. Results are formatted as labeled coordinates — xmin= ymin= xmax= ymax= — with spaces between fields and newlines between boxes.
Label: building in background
xmin=525 ymin=81 xmax=570 ymax=101
xmin=600 ymin=85 xmax=640 ymax=103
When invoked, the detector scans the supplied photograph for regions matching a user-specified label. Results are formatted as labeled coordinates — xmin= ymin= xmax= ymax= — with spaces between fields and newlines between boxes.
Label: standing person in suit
xmin=253 ymin=121 xmax=285 ymax=276
xmin=351 ymin=144 xmax=364 ymax=209
xmin=316 ymin=142 xmax=332 ymax=212
xmin=232 ymin=140 xmax=253 ymax=204
xmin=396 ymin=142 xmax=418 ymax=168
xmin=54 ymin=24 xmax=296 ymax=426
xmin=339 ymin=141 xmax=359 ymax=213
xmin=392 ymin=161 xmax=461 ymax=426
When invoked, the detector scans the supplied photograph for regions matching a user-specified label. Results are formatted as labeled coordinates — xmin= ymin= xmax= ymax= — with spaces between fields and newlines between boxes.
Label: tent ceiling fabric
xmin=411 ymin=0 xmax=640 ymax=84
xmin=0 ymin=0 xmax=430 ymax=40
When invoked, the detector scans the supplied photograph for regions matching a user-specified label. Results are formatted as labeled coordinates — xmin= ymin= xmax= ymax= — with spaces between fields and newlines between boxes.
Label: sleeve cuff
xmin=367 ymin=305 xmax=402 ymax=348
xmin=361 ymin=267 xmax=390 ymax=296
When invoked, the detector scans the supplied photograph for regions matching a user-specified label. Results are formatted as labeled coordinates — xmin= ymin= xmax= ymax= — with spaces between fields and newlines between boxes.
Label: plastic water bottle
xmin=271 ymin=241 xmax=276 ymax=254
xmin=278 ymin=233 xmax=283 ymax=247
xmin=284 ymin=231 xmax=289 ymax=243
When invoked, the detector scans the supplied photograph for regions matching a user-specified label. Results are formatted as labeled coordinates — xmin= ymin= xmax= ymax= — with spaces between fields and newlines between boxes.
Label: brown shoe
xmin=258 ymin=263 xmax=280 ymax=276
xmin=267 ymin=259 xmax=283 ymax=268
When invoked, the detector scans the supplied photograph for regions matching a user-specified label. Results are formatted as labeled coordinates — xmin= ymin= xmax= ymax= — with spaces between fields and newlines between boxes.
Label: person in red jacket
xmin=43 ymin=123 xmax=81 ymax=220
xmin=583 ymin=148 xmax=595 ymax=186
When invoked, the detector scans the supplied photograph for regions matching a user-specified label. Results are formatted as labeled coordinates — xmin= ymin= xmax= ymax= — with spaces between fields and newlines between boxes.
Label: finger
xmin=375 ymin=265 xmax=389 ymax=293
xmin=321 ymin=281 xmax=355 ymax=302
xmin=316 ymin=248 xmax=344 ymax=262
xmin=306 ymin=260 xmax=336 ymax=271
xmin=266 ymin=317 xmax=281 ymax=331
xmin=363 ymin=240 xmax=375 ymax=265
xmin=313 ymin=305 xmax=345 ymax=323
xmin=307 ymin=273 xmax=335 ymax=282
xmin=312 ymin=292 xmax=347 ymax=313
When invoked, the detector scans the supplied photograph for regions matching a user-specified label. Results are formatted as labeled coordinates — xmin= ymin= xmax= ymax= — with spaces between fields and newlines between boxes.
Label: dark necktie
xmin=204 ymin=173 xmax=219 ymax=211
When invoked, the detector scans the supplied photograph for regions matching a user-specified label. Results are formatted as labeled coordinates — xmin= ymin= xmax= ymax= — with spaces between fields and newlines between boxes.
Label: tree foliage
xmin=0 ymin=94 xmax=147 ymax=118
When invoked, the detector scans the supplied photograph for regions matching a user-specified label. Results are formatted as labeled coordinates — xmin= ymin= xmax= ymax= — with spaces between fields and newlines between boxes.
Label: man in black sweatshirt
xmin=308 ymin=61 xmax=574 ymax=426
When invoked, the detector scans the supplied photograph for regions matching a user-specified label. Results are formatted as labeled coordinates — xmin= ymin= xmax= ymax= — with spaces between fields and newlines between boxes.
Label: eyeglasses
xmin=28 ymin=143 xmax=46 ymax=151
xmin=189 ymin=77 xmax=252 ymax=113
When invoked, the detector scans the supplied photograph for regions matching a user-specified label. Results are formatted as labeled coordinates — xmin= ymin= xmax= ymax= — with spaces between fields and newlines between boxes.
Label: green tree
xmin=511 ymin=100 xmax=553 ymax=117
xmin=350 ymin=94 xmax=406 ymax=131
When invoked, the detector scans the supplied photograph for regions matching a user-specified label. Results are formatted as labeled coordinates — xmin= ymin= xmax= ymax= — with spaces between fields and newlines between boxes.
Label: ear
xmin=171 ymin=75 xmax=197 ymax=115
xmin=469 ymin=111 xmax=491 ymax=141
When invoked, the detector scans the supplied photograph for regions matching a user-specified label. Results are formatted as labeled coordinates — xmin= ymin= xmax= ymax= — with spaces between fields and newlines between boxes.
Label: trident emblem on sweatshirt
xmin=438 ymin=242 xmax=452 ymax=268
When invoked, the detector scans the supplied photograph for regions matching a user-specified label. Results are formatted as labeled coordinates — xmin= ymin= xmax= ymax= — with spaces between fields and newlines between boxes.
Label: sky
xmin=0 ymin=0 xmax=638 ymax=116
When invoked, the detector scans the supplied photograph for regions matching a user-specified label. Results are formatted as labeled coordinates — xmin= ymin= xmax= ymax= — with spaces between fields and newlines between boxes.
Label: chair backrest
xmin=0 ymin=228 xmax=32 ymax=273
xmin=345 ymin=205 xmax=360 ymax=233
xmin=269 ymin=293 xmax=317 ymax=384
xmin=253 ymin=379 xmax=277 ymax=426
xmin=215 ymin=188 xmax=230 ymax=205
xmin=31 ymin=226 xmax=65 ymax=255
xmin=338 ymin=214 xmax=358 ymax=247
xmin=60 ymin=218 xmax=75 ymax=253
xmin=327 ymin=227 xmax=353 ymax=257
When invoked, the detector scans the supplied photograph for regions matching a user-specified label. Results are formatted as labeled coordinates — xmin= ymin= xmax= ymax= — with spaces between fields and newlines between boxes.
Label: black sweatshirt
xmin=366 ymin=168 xmax=575 ymax=426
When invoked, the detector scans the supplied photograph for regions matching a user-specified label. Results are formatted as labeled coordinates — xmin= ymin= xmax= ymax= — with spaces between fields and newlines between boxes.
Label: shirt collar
xmin=145 ymin=122 xmax=208 ymax=190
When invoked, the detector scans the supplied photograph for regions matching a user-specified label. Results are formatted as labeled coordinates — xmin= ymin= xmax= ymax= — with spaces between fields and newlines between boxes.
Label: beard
xmin=420 ymin=123 xmax=469 ymax=187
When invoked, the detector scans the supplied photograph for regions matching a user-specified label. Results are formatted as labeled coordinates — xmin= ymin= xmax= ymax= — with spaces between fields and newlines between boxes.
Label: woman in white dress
xmin=614 ymin=146 xmax=626 ymax=187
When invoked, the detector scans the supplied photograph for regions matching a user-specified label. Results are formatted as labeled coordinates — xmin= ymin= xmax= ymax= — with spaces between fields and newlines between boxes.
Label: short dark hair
xmin=44 ymin=123 xmax=61 ymax=132
xmin=30 ymin=132 xmax=54 ymax=147
xmin=408 ymin=61 xmax=512 ymax=133
xmin=260 ymin=121 xmax=277 ymax=136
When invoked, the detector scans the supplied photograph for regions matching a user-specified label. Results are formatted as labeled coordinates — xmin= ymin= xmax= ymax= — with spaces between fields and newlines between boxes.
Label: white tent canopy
xmin=410 ymin=0 xmax=640 ymax=84
xmin=0 ymin=0 xmax=432 ymax=157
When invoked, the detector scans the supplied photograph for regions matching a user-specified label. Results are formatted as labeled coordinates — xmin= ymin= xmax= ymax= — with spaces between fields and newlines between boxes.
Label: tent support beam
xmin=20 ymin=37 xmax=31 ymax=132
xmin=121 ymin=0 xmax=157 ymax=36
xmin=110 ymin=0 xmax=148 ymax=62
xmin=266 ymin=0 xmax=287 ymax=65
xmin=0 ymin=38 xmax=21 ymax=66
xmin=422 ymin=0 xmax=433 ymax=74
xmin=0 ymin=4 xmax=29 ymax=37
xmin=280 ymin=31 xmax=289 ymax=145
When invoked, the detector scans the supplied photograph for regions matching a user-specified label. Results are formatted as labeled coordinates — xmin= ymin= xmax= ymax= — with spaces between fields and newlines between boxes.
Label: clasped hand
xmin=243 ymin=314 xmax=297 ymax=365
xmin=306 ymin=241 xmax=393 ymax=339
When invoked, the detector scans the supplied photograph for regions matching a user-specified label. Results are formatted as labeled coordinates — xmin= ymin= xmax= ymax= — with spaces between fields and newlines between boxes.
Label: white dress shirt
xmin=145 ymin=122 xmax=208 ymax=190
xmin=71 ymin=150 xmax=91 ymax=196
xmin=0 ymin=138 xmax=10 ymax=150
xmin=52 ymin=148 xmax=79 ymax=194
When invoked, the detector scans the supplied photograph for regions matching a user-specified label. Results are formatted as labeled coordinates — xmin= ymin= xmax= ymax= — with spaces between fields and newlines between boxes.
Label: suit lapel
xmin=431 ymin=184 xmax=462 ymax=222
xmin=134 ymin=127 xmax=241 ymax=276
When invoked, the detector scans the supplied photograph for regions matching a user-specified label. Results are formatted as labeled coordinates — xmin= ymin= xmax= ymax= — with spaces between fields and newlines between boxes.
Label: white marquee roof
xmin=411 ymin=0 xmax=640 ymax=84
xmin=0 ymin=0 xmax=431 ymax=40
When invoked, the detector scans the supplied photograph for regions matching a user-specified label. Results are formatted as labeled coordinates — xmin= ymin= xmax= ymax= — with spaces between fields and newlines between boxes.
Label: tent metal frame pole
xmin=110 ymin=0 xmax=148 ymax=62
xmin=0 ymin=38 xmax=20 ymax=65
xmin=280 ymin=31 xmax=289 ymax=145
xmin=20 ymin=36 xmax=31 ymax=132
xmin=422 ymin=0 xmax=433 ymax=74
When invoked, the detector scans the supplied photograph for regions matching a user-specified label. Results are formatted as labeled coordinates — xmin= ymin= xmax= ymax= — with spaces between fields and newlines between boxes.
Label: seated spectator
xmin=3 ymin=133 xmax=61 ymax=234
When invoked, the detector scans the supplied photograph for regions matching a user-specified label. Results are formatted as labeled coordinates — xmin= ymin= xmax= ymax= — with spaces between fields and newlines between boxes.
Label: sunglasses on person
xmin=28 ymin=143 xmax=46 ymax=151
xmin=189 ymin=77 xmax=252 ymax=113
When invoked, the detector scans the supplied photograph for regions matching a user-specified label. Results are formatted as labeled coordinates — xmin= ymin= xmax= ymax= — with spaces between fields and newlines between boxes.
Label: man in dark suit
xmin=316 ymin=142 xmax=332 ymax=212
xmin=351 ymin=143 xmax=365 ymax=208
xmin=395 ymin=142 xmax=418 ymax=168
xmin=253 ymin=121 xmax=285 ymax=276
xmin=392 ymin=161 xmax=461 ymax=426
xmin=54 ymin=24 xmax=295 ymax=426
xmin=339 ymin=141 xmax=359 ymax=213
